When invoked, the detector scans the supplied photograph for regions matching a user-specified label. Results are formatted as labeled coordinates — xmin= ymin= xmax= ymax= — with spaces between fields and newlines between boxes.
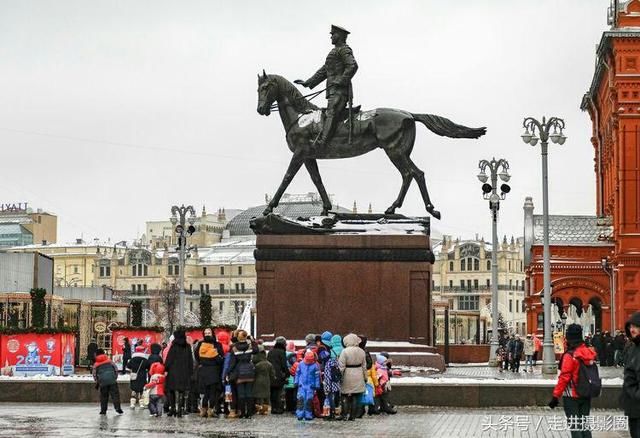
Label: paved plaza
xmin=0 ymin=404 xmax=629 ymax=438
xmin=437 ymin=365 xmax=624 ymax=381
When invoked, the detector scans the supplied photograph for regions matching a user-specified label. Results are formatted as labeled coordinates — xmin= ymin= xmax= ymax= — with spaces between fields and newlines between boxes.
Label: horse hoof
xmin=428 ymin=209 xmax=441 ymax=220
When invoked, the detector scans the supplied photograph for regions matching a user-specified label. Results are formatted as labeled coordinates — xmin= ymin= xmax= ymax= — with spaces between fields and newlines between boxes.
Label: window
xmin=466 ymin=280 xmax=472 ymax=290
xmin=509 ymin=279 xmax=513 ymax=289
xmin=486 ymin=260 xmax=491 ymax=270
xmin=189 ymin=301 xmax=193 ymax=312
xmin=143 ymin=284 xmax=147 ymax=292
xmin=474 ymin=259 xmax=479 ymax=271
xmin=449 ymin=261 xmax=454 ymax=271
xmin=219 ymin=301 xmax=224 ymax=312
xmin=131 ymin=285 xmax=135 ymax=292
xmin=522 ymin=300 xmax=526 ymax=313
xmin=473 ymin=279 xmax=478 ymax=290
xmin=449 ymin=280 xmax=453 ymax=288
xmin=220 ymin=266 xmax=225 ymax=275
xmin=509 ymin=299 xmax=513 ymax=312
xmin=132 ymin=264 xmax=148 ymax=277
xmin=235 ymin=283 xmax=240 ymax=293
xmin=241 ymin=283 xmax=245 ymax=293
xmin=516 ymin=300 xmax=519 ymax=313
xmin=74 ymin=266 xmax=78 ymax=274
xmin=203 ymin=267 xmax=207 ymax=276
xmin=461 ymin=259 xmax=466 ymax=271
xmin=168 ymin=265 xmax=172 ymax=275
xmin=219 ymin=284 xmax=225 ymax=294
xmin=200 ymin=284 xmax=204 ymax=293
xmin=137 ymin=285 xmax=142 ymax=292
xmin=486 ymin=279 xmax=490 ymax=287
xmin=205 ymin=284 xmax=210 ymax=293
xmin=459 ymin=280 xmax=464 ymax=288
xmin=238 ymin=266 xmax=243 ymax=275
xmin=99 ymin=266 xmax=111 ymax=277
xmin=168 ymin=264 xmax=179 ymax=276
xmin=508 ymin=261 xmax=511 ymax=270
xmin=458 ymin=295 xmax=479 ymax=310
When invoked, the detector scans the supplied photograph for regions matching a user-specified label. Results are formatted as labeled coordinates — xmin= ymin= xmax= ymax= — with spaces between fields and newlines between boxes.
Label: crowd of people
xmin=91 ymin=328 xmax=397 ymax=421
xmin=494 ymin=326 xmax=634 ymax=374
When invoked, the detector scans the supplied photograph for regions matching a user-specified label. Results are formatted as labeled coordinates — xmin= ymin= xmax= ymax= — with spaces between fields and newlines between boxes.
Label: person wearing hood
xmin=194 ymin=328 xmax=224 ymax=418
xmin=147 ymin=343 xmax=163 ymax=367
xmin=267 ymin=336 xmax=288 ymax=414
xmin=323 ymin=339 xmax=343 ymax=420
xmin=548 ymin=324 xmax=598 ymax=437
xmin=621 ymin=311 xmax=640 ymax=438
xmin=145 ymin=362 xmax=166 ymax=417
xmin=165 ymin=330 xmax=193 ymax=417
xmin=227 ymin=330 xmax=259 ymax=419
xmin=92 ymin=349 xmax=123 ymax=415
xmin=126 ymin=345 xmax=150 ymax=409
xmin=295 ymin=350 xmax=321 ymax=421
xmin=330 ymin=334 xmax=343 ymax=358
xmin=338 ymin=333 xmax=367 ymax=421
xmin=253 ymin=345 xmax=276 ymax=415
xmin=356 ymin=335 xmax=377 ymax=417
xmin=375 ymin=354 xmax=397 ymax=414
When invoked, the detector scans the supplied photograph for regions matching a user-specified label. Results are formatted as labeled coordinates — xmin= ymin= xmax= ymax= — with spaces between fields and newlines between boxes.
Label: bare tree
xmin=159 ymin=282 xmax=179 ymax=334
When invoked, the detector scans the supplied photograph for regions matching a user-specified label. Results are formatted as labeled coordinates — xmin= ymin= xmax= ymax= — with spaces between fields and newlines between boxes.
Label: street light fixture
xmin=170 ymin=204 xmax=196 ymax=326
xmin=477 ymin=157 xmax=511 ymax=367
xmin=521 ymin=115 xmax=567 ymax=375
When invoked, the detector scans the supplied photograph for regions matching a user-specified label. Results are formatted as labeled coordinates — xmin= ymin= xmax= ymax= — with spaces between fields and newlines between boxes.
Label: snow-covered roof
xmin=532 ymin=215 xmax=612 ymax=246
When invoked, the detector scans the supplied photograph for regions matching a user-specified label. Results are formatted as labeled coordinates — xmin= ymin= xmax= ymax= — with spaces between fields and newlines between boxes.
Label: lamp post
xmin=170 ymin=205 xmax=196 ymax=326
xmin=477 ymin=158 xmax=511 ymax=366
xmin=521 ymin=116 xmax=567 ymax=374
xmin=601 ymin=257 xmax=616 ymax=332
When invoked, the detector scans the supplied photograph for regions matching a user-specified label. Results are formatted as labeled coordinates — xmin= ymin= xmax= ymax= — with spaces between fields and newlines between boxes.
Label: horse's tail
xmin=412 ymin=113 xmax=486 ymax=139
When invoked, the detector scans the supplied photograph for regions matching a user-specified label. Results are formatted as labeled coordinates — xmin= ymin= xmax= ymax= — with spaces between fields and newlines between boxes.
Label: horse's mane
xmin=270 ymin=74 xmax=318 ymax=113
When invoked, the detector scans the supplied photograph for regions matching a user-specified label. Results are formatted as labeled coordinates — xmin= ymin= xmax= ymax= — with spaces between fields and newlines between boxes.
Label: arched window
xmin=474 ymin=259 xmax=480 ymax=271
xmin=449 ymin=261 xmax=454 ymax=271
xmin=461 ymin=259 xmax=466 ymax=271
xmin=486 ymin=260 xmax=491 ymax=270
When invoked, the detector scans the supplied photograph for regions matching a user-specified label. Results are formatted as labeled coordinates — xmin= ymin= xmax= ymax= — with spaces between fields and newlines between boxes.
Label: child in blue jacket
xmin=295 ymin=350 xmax=320 ymax=421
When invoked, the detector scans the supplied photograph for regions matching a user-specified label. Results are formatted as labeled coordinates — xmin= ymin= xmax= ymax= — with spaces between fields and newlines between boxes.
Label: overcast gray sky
xmin=0 ymin=0 xmax=606 ymax=243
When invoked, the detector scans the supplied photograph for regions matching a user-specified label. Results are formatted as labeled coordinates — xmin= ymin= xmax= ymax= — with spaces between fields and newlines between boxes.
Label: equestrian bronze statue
xmin=257 ymin=30 xmax=486 ymax=220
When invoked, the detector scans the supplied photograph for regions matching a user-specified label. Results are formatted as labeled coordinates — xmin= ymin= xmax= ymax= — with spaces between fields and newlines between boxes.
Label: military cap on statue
xmin=331 ymin=24 xmax=350 ymax=35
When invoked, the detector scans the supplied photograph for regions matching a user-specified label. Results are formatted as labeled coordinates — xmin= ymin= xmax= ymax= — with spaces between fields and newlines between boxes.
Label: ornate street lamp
xmin=521 ymin=116 xmax=567 ymax=374
xmin=477 ymin=158 xmax=511 ymax=366
xmin=170 ymin=205 xmax=196 ymax=326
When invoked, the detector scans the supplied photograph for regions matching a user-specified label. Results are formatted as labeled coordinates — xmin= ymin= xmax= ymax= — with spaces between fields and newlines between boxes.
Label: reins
xmin=269 ymin=87 xmax=327 ymax=112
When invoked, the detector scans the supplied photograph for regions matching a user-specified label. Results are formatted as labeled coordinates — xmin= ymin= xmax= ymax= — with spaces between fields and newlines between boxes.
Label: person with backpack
xmin=194 ymin=328 xmax=224 ymax=418
xmin=126 ymin=345 xmax=149 ymax=409
xmin=267 ymin=336 xmax=288 ymax=415
xmin=92 ymin=348 xmax=123 ymax=415
xmin=621 ymin=311 xmax=640 ymax=438
xmin=227 ymin=330 xmax=258 ymax=419
xmin=548 ymin=323 xmax=600 ymax=438
xmin=322 ymin=344 xmax=343 ymax=420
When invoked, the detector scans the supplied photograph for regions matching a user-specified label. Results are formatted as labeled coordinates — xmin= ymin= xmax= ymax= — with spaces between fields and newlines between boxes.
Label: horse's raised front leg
xmin=263 ymin=154 xmax=304 ymax=216
xmin=304 ymin=159 xmax=332 ymax=215
xmin=384 ymin=152 xmax=413 ymax=215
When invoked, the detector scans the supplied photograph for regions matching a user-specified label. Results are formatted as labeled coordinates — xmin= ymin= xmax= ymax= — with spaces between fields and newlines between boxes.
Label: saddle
xmin=338 ymin=105 xmax=361 ymax=122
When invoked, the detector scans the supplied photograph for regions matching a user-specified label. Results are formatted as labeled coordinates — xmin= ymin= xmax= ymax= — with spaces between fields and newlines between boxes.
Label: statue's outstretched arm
xmin=306 ymin=66 xmax=327 ymax=89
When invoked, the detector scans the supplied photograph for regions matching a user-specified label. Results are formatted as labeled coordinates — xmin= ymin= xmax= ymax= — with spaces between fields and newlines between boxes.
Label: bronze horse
xmin=256 ymin=71 xmax=486 ymax=219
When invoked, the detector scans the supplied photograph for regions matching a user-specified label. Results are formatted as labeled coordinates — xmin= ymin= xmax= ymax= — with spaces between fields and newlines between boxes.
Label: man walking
xmin=295 ymin=25 xmax=358 ymax=151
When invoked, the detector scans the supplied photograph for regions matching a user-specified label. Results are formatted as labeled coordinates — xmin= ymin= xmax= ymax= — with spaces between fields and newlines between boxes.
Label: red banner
xmin=110 ymin=329 xmax=164 ymax=369
xmin=0 ymin=333 xmax=76 ymax=376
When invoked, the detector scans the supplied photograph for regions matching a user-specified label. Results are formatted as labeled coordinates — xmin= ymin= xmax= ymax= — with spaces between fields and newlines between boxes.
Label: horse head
xmin=257 ymin=69 xmax=277 ymax=116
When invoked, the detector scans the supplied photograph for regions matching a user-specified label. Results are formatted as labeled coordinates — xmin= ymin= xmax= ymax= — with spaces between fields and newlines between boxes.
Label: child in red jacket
xmin=145 ymin=362 xmax=166 ymax=417
xmin=548 ymin=324 xmax=597 ymax=435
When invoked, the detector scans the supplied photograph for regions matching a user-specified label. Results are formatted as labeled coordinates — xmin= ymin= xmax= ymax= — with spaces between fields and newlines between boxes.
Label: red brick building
xmin=525 ymin=1 xmax=640 ymax=334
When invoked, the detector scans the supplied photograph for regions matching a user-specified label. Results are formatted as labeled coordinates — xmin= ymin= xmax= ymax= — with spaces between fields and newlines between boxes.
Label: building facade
xmin=0 ymin=203 xmax=57 ymax=247
xmin=432 ymin=235 xmax=526 ymax=344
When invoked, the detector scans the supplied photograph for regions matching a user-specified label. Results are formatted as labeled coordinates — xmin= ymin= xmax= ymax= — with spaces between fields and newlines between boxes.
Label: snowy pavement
xmin=0 ymin=404 xmax=628 ymax=437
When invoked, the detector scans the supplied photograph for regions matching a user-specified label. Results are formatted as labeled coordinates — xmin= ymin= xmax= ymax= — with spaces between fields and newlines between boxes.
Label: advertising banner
xmin=553 ymin=332 xmax=565 ymax=354
xmin=110 ymin=329 xmax=164 ymax=369
xmin=0 ymin=333 xmax=76 ymax=376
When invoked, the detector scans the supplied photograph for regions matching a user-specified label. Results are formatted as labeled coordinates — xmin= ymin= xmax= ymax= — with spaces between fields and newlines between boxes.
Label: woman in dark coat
xmin=194 ymin=328 xmax=224 ymax=417
xmin=267 ymin=336 xmax=289 ymax=414
xmin=126 ymin=345 xmax=149 ymax=409
xmin=228 ymin=330 xmax=258 ymax=418
xmin=165 ymin=330 xmax=193 ymax=417
xmin=121 ymin=337 xmax=131 ymax=374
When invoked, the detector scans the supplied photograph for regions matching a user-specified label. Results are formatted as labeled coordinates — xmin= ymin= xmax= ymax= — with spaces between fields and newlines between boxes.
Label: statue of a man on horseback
xmin=256 ymin=26 xmax=486 ymax=220
xmin=295 ymin=25 xmax=358 ymax=151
